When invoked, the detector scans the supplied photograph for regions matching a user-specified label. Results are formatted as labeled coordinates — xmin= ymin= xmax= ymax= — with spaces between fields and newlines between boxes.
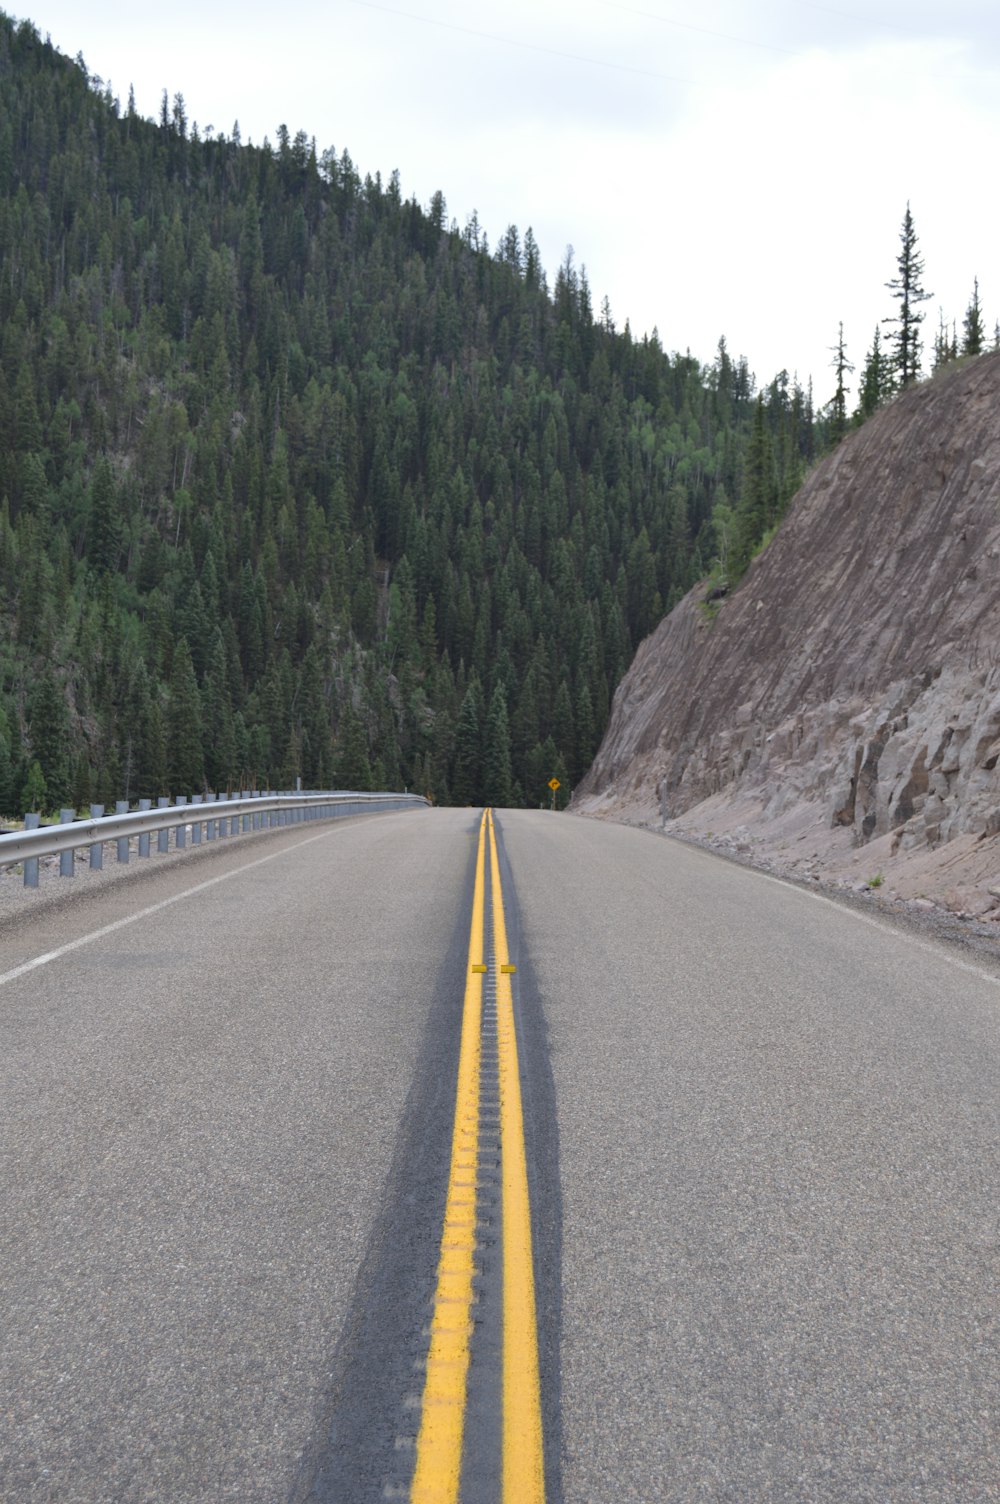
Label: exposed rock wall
xmin=574 ymin=355 xmax=1000 ymax=913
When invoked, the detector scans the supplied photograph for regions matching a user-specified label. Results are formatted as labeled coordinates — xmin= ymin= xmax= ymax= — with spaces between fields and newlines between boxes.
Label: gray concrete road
xmin=498 ymin=811 xmax=999 ymax=1504
xmin=0 ymin=809 xmax=478 ymax=1504
xmin=3 ymin=808 xmax=997 ymax=1502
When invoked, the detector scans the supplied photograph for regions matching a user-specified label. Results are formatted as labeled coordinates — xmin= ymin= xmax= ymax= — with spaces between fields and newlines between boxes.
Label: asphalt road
xmin=499 ymin=811 xmax=1000 ymax=1504
xmin=0 ymin=809 xmax=478 ymax=1504
xmin=1 ymin=808 xmax=997 ymax=1502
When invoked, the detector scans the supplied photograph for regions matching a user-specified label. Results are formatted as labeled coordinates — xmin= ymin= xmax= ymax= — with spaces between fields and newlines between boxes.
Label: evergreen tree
xmin=87 ymin=457 xmax=122 ymax=574
xmin=451 ymin=680 xmax=483 ymax=805
xmin=202 ymin=636 xmax=237 ymax=789
xmin=883 ymin=203 xmax=932 ymax=388
xmin=0 ymin=726 xmax=16 ymax=816
xmin=166 ymin=638 xmax=205 ymax=792
xmin=144 ymin=700 xmax=169 ymax=800
xmin=932 ymin=312 xmax=958 ymax=372
xmin=963 ymin=276 xmax=985 ymax=357
xmin=336 ymin=705 xmax=372 ymax=791
xmin=20 ymin=759 xmax=48 ymax=815
xmin=854 ymin=326 xmax=892 ymax=423
xmin=27 ymin=666 xmax=71 ymax=810
xmin=482 ymin=684 xmax=513 ymax=807
xmin=299 ymin=645 xmax=332 ymax=788
xmin=733 ymin=396 xmax=774 ymax=577
xmin=826 ymin=322 xmax=854 ymax=447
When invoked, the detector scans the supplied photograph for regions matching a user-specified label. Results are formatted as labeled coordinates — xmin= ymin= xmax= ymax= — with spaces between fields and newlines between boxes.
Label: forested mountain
xmin=0 ymin=12 xmax=824 ymax=815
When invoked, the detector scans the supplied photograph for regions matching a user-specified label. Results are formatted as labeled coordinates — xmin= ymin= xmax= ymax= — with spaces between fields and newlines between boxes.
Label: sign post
xmin=548 ymin=776 xmax=561 ymax=812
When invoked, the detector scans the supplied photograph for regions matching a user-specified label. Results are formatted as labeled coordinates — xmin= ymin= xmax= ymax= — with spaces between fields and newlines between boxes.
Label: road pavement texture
xmin=1 ymin=808 xmax=997 ymax=1501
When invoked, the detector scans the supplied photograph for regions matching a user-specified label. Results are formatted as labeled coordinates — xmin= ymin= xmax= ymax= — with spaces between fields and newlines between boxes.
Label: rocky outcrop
xmin=573 ymin=354 xmax=1000 ymax=915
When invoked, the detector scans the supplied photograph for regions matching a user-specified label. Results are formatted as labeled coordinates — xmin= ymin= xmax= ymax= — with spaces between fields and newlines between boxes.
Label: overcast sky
xmin=18 ymin=0 xmax=1000 ymax=405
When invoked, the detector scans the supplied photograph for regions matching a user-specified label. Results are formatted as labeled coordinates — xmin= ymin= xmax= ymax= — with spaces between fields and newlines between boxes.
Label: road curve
xmin=1 ymin=807 xmax=997 ymax=1503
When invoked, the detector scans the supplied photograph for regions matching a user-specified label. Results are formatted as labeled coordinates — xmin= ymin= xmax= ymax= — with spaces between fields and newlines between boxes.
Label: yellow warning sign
xmin=548 ymin=778 xmax=561 ymax=791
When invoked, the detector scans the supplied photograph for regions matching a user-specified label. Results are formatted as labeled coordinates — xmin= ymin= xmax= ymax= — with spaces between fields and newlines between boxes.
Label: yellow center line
xmin=411 ymin=811 xmax=487 ymax=1503
xmin=488 ymin=809 xmax=546 ymax=1504
xmin=412 ymin=809 xmax=546 ymax=1502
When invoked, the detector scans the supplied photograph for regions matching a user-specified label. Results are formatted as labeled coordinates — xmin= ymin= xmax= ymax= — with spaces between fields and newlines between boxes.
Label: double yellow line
xmin=410 ymin=809 xmax=545 ymax=1504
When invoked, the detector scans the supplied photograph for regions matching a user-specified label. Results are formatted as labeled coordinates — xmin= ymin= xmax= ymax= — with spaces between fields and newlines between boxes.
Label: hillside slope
xmin=574 ymin=353 xmax=1000 ymax=917
xmin=0 ymin=13 xmax=823 ymax=815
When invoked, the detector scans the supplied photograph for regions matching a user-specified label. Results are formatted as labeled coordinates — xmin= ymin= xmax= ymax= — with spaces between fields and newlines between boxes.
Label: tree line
xmin=825 ymin=203 xmax=996 ymax=449
xmin=0 ymin=14 xmax=916 ymax=817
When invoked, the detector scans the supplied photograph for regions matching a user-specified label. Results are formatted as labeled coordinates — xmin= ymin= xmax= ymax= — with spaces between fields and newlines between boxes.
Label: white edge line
xmin=0 ymin=825 xmax=340 ymax=990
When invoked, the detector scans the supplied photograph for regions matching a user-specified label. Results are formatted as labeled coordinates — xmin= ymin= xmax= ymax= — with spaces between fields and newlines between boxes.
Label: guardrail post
xmin=116 ymin=801 xmax=129 ymax=862
xmin=175 ymin=795 xmax=187 ymax=848
xmin=206 ymin=793 xmax=217 ymax=840
xmin=191 ymin=794 xmax=202 ymax=843
xmin=59 ymin=809 xmax=75 ymax=877
xmin=23 ymin=812 xmax=40 ymax=887
xmin=90 ymin=804 xmax=105 ymax=868
xmin=138 ymin=799 xmax=152 ymax=857
xmin=157 ymin=797 xmax=170 ymax=853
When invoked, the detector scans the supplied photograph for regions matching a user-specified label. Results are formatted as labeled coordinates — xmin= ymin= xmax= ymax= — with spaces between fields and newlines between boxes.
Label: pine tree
xmin=883 ymin=203 xmax=932 ymax=388
xmin=336 ymin=705 xmax=372 ymax=791
xmin=963 ymin=276 xmax=985 ymax=357
xmin=20 ymin=759 xmax=48 ymax=815
xmin=574 ymin=682 xmax=596 ymax=780
xmin=854 ymin=326 xmax=892 ymax=423
xmin=299 ymin=645 xmax=331 ymax=787
xmin=827 ymin=322 xmax=854 ymax=446
xmin=28 ymin=666 xmax=71 ymax=810
xmin=482 ymin=684 xmax=512 ymax=807
xmin=0 ymin=727 xmax=16 ymax=816
xmin=144 ymin=700 xmax=168 ymax=800
xmin=87 ymin=456 xmax=122 ymax=574
xmin=451 ymin=681 xmax=483 ymax=805
xmin=166 ymin=638 xmax=205 ymax=793
xmin=733 ymin=396 xmax=774 ymax=576
xmin=202 ymin=636 xmax=237 ymax=790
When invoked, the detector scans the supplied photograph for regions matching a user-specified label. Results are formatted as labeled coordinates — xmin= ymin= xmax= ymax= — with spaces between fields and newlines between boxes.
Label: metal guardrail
xmin=1 ymin=791 xmax=429 ymax=887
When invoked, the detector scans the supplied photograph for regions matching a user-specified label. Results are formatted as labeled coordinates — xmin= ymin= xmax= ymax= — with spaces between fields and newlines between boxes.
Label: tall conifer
xmin=483 ymin=685 xmax=513 ymax=807
xmin=884 ymin=203 xmax=932 ymax=388
xmin=166 ymin=638 xmax=205 ymax=793
xmin=963 ymin=277 xmax=985 ymax=356
xmin=451 ymin=681 xmax=484 ymax=805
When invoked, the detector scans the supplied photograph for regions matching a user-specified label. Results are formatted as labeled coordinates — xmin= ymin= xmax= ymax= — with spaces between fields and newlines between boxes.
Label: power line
xmin=798 ymin=2 xmax=936 ymax=36
xmin=595 ymin=0 xmax=799 ymax=57
xmin=342 ymin=0 xmax=691 ymax=86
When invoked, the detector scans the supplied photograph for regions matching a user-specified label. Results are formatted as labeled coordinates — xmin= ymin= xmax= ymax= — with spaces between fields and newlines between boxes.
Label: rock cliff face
xmin=574 ymin=354 xmax=1000 ymax=916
